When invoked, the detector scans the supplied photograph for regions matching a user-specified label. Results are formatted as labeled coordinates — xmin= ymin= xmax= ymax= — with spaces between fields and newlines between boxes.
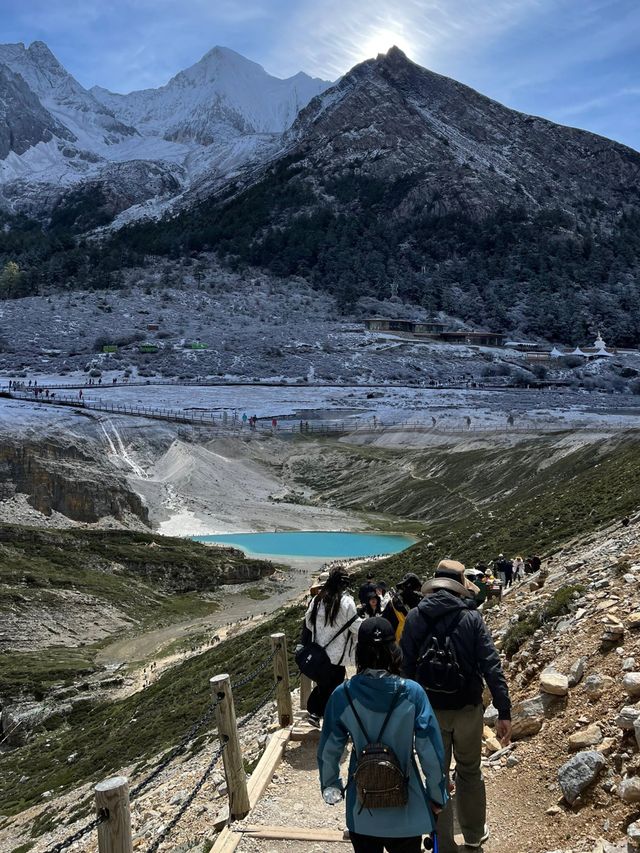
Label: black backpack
xmin=344 ymin=685 xmax=408 ymax=812
xmin=415 ymin=610 xmax=466 ymax=695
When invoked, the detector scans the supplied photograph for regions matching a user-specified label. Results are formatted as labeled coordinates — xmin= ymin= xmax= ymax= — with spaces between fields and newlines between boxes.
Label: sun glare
xmin=359 ymin=28 xmax=414 ymax=62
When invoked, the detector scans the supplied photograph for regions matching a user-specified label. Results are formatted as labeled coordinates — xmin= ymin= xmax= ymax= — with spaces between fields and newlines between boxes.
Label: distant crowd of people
xmin=296 ymin=550 xmax=546 ymax=852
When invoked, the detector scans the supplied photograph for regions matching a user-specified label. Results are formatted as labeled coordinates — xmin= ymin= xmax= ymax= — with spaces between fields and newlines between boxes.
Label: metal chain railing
xmin=129 ymin=698 xmax=219 ymax=801
xmin=144 ymin=742 xmax=227 ymax=853
xmin=144 ymin=679 xmax=278 ymax=852
xmin=42 ymin=809 xmax=108 ymax=853
xmin=230 ymin=646 xmax=277 ymax=692
xmin=40 ymin=643 xmax=282 ymax=853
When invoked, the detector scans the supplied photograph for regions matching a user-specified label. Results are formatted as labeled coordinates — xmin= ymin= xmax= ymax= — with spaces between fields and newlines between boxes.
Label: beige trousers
xmin=434 ymin=704 xmax=486 ymax=852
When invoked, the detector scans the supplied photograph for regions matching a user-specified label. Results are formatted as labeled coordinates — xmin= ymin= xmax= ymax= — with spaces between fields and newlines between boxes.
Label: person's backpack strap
xmin=422 ymin=608 xmax=466 ymax=639
xmin=321 ymin=614 xmax=359 ymax=650
xmin=344 ymin=683 xmax=371 ymax=746
xmin=344 ymin=684 xmax=402 ymax=747
xmin=376 ymin=687 xmax=402 ymax=742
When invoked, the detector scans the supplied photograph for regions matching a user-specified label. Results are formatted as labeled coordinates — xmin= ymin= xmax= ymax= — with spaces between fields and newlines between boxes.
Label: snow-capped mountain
xmin=0 ymin=41 xmax=330 ymax=219
xmin=91 ymin=46 xmax=328 ymax=144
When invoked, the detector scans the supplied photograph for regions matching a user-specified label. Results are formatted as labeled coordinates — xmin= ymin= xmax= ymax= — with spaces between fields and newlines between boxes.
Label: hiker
xmin=381 ymin=573 xmax=422 ymax=640
xmin=318 ymin=616 xmax=448 ymax=853
xmin=513 ymin=555 xmax=525 ymax=582
xmin=400 ymin=559 xmax=511 ymax=852
xmin=302 ymin=568 xmax=362 ymax=727
xmin=361 ymin=586 xmax=383 ymax=618
xmin=502 ymin=557 xmax=514 ymax=589
xmin=530 ymin=554 xmax=541 ymax=574
xmin=375 ymin=580 xmax=391 ymax=610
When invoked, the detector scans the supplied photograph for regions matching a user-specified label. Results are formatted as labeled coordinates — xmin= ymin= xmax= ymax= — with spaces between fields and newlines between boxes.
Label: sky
xmin=1 ymin=0 xmax=639 ymax=149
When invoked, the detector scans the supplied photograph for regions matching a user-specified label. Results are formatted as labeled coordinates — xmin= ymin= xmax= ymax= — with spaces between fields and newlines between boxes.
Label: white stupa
xmin=593 ymin=331 xmax=614 ymax=356
xmin=571 ymin=347 xmax=586 ymax=356
xmin=549 ymin=346 xmax=564 ymax=358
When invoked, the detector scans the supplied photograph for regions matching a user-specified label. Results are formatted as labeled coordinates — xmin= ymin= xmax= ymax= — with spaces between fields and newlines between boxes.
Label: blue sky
xmin=2 ymin=0 xmax=639 ymax=148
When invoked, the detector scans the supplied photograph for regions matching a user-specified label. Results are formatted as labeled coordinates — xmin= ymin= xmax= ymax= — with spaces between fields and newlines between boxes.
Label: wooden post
xmin=210 ymin=674 xmax=250 ymax=820
xmin=94 ymin=776 xmax=133 ymax=853
xmin=300 ymin=675 xmax=313 ymax=711
xmin=270 ymin=633 xmax=293 ymax=727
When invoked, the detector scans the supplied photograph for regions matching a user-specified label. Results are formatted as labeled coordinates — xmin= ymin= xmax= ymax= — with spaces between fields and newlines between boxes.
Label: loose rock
xmin=557 ymin=750 xmax=606 ymax=804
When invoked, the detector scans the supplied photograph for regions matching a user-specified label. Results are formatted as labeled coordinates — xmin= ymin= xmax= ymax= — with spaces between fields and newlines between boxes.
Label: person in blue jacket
xmin=317 ymin=616 xmax=448 ymax=853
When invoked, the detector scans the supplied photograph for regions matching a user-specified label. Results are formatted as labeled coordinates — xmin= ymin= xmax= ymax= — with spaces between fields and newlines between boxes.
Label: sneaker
xmin=464 ymin=825 xmax=489 ymax=848
xmin=307 ymin=713 xmax=321 ymax=728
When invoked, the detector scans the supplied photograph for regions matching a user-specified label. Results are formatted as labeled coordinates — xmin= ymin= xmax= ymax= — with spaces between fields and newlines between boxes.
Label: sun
xmin=359 ymin=28 xmax=414 ymax=62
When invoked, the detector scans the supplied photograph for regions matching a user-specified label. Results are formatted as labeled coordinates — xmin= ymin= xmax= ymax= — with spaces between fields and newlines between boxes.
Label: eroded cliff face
xmin=0 ymin=439 xmax=149 ymax=524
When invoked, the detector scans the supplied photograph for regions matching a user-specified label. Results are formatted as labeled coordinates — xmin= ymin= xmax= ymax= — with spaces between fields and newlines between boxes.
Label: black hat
xmin=375 ymin=580 xmax=388 ymax=591
xmin=326 ymin=569 xmax=350 ymax=591
xmin=358 ymin=616 xmax=395 ymax=646
xmin=397 ymin=573 xmax=421 ymax=592
xmin=358 ymin=582 xmax=377 ymax=604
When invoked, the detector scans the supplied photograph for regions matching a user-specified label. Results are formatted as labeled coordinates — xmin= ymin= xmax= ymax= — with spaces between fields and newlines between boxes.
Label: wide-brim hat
xmin=421 ymin=559 xmax=479 ymax=598
xmin=310 ymin=570 xmax=330 ymax=594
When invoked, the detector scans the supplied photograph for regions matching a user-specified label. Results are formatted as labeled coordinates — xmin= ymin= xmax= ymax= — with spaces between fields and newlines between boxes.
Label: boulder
xmin=511 ymin=695 xmax=545 ymax=739
xmin=634 ymin=719 xmax=640 ymax=751
xmin=541 ymin=669 xmax=569 ymax=696
xmin=623 ymin=657 xmax=637 ymax=672
xmin=614 ymin=706 xmax=640 ymax=729
xmin=568 ymin=657 xmax=587 ymax=688
xmin=568 ymin=724 xmax=603 ymax=751
xmin=583 ymin=673 xmax=614 ymax=701
xmin=618 ymin=777 xmax=640 ymax=804
xmin=558 ymin=751 xmax=606 ymax=804
xmin=623 ymin=673 xmax=640 ymax=700
xmin=628 ymin=613 xmax=640 ymax=630
xmin=628 ymin=820 xmax=640 ymax=850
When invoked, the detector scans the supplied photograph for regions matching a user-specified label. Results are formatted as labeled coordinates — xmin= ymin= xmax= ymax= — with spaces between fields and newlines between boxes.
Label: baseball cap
xmin=358 ymin=616 xmax=395 ymax=645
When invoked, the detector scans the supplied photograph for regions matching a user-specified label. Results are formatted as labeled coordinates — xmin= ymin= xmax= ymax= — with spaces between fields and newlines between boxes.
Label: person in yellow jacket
xmin=381 ymin=573 xmax=423 ymax=640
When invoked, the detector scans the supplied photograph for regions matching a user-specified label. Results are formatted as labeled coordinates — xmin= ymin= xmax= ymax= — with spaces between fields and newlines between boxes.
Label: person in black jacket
xmin=401 ymin=560 xmax=511 ymax=853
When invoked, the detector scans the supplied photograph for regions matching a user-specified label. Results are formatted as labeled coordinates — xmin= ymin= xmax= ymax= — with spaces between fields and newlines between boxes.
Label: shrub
xmin=502 ymin=583 xmax=585 ymax=657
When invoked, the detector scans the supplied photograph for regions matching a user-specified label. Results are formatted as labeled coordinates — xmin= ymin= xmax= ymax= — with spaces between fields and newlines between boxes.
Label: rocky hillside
xmin=0 ymin=435 xmax=148 ymax=524
xmin=476 ymin=518 xmax=640 ymax=853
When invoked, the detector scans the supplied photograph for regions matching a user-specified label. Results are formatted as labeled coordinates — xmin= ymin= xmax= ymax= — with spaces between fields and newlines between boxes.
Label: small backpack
xmin=344 ymin=685 xmax=408 ymax=812
xmin=416 ymin=610 xmax=466 ymax=695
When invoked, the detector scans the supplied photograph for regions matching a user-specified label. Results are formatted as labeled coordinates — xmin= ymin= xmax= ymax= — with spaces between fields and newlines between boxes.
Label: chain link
xmin=42 ymin=809 xmax=108 ymax=853
xmin=130 ymin=698 xmax=219 ymax=801
xmin=144 ymin=743 xmax=226 ymax=853
xmin=230 ymin=646 xmax=277 ymax=692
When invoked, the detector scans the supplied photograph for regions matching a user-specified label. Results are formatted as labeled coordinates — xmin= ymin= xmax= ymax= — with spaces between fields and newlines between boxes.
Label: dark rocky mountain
xmin=285 ymin=46 xmax=640 ymax=216
xmin=0 ymin=63 xmax=74 ymax=159
xmin=2 ymin=47 xmax=640 ymax=343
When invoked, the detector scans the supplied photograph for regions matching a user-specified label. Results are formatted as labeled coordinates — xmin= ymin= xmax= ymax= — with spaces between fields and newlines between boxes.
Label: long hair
xmin=355 ymin=640 xmax=403 ymax=675
xmin=315 ymin=568 xmax=348 ymax=627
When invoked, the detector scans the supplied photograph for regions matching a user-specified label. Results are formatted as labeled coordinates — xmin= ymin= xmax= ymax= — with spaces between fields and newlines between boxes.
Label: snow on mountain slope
xmin=0 ymin=41 xmax=330 ymax=219
xmin=91 ymin=46 xmax=330 ymax=145
xmin=0 ymin=42 xmax=137 ymax=150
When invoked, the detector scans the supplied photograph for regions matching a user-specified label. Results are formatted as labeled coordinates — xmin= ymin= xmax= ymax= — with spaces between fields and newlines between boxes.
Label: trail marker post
xmin=210 ymin=673 xmax=250 ymax=820
xmin=94 ymin=776 xmax=133 ymax=853
xmin=270 ymin=633 xmax=293 ymax=727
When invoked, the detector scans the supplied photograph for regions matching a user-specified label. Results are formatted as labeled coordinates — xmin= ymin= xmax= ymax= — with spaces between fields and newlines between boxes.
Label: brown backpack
xmin=344 ymin=685 xmax=408 ymax=812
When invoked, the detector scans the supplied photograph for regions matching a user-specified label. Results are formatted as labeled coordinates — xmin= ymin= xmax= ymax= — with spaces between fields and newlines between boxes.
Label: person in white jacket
xmin=305 ymin=568 xmax=363 ymax=726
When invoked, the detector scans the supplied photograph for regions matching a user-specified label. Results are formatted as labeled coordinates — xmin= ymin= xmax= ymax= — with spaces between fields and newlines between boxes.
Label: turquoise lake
xmin=192 ymin=531 xmax=416 ymax=559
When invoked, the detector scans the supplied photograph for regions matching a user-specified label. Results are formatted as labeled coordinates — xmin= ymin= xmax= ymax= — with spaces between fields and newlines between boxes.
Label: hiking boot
xmin=307 ymin=713 xmax=321 ymax=728
xmin=464 ymin=825 xmax=489 ymax=848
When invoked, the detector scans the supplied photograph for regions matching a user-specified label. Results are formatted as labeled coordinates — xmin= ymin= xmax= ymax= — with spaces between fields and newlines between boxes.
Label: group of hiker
xmin=297 ymin=560 xmax=513 ymax=853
